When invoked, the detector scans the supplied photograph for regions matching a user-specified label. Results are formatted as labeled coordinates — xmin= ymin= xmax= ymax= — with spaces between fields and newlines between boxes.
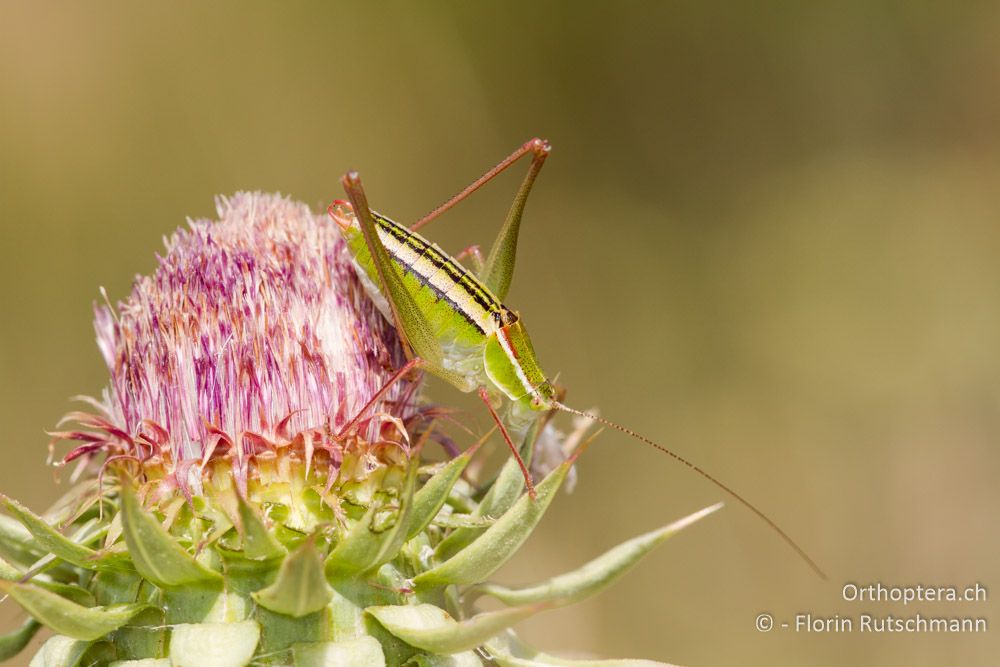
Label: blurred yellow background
xmin=1 ymin=3 xmax=997 ymax=665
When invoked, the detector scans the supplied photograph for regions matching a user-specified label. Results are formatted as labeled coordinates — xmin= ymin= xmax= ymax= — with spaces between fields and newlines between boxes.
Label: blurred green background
xmin=1 ymin=2 xmax=998 ymax=665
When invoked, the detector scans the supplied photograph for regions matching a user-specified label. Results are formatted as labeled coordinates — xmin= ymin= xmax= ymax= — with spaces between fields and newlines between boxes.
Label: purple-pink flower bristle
xmin=56 ymin=192 xmax=418 ymax=493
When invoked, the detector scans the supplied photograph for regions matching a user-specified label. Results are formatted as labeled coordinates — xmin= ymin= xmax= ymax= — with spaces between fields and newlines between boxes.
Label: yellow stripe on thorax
xmin=372 ymin=213 xmax=507 ymax=335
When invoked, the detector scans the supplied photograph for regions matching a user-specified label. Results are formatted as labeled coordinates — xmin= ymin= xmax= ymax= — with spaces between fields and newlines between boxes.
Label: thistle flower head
xmin=61 ymin=192 xmax=417 ymax=496
xmin=2 ymin=192 xmax=717 ymax=667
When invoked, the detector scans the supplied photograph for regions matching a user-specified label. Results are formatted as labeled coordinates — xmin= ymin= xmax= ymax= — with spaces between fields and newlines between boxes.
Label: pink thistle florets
xmin=54 ymin=192 xmax=418 ymax=497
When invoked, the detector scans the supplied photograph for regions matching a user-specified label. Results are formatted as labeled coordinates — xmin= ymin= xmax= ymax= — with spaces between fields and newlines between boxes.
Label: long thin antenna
xmin=553 ymin=401 xmax=827 ymax=580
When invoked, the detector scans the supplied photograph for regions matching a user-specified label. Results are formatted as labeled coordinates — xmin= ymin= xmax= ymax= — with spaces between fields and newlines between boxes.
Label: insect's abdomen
xmin=345 ymin=212 xmax=505 ymax=349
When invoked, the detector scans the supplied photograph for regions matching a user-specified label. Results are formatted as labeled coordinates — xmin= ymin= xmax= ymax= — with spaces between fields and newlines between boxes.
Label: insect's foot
xmin=527 ymin=137 xmax=551 ymax=156
xmin=327 ymin=200 xmax=355 ymax=230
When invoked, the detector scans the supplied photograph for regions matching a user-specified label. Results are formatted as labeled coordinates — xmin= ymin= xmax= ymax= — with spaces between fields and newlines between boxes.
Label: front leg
xmin=478 ymin=387 xmax=537 ymax=500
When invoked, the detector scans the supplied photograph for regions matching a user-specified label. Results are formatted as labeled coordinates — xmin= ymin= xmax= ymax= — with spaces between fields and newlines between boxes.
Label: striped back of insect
xmin=331 ymin=204 xmax=556 ymax=408
xmin=335 ymin=207 xmax=503 ymax=348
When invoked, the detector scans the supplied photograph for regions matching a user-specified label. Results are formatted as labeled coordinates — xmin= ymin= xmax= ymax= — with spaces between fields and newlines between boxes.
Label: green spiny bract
xmin=0 ymin=193 xmax=718 ymax=666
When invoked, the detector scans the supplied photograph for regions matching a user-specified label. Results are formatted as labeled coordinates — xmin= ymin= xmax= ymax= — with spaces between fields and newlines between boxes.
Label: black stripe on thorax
xmin=422 ymin=276 xmax=486 ymax=334
xmin=372 ymin=212 xmax=506 ymax=319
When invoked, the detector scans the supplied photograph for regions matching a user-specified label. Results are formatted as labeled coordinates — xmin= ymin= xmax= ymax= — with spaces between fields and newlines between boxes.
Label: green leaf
xmin=476 ymin=503 xmax=723 ymax=607
xmin=485 ymin=631 xmax=677 ymax=666
xmin=405 ymin=450 xmax=476 ymax=542
xmin=41 ymin=478 xmax=106 ymax=526
xmin=1 ymin=495 xmax=101 ymax=569
xmin=168 ymin=621 xmax=260 ymax=667
xmin=435 ymin=458 xmax=524 ymax=559
xmin=236 ymin=494 xmax=286 ymax=561
xmin=325 ymin=503 xmax=377 ymax=573
xmin=27 ymin=635 xmax=92 ymax=667
xmin=0 ymin=580 xmax=148 ymax=641
xmin=252 ymin=535 xmax=332 ymax=617
xmin=431 ymin=514 xmax=495 ymax=530
xmin=405 ymin=652 xmax=483 ymax=666
xmin=490 ymin=649 xmax=673 ymax=666
xmin=433 ymin=420 xmax=540 ymax=560
xmin=327 ymin=460 xmax=418 ymax=575
xmin=0 ymin=553 xmax=22 ymax=580
xmin=120 ymin=485 xmax=221 ymax=587
xmin=292 ymin=637 xmax=386 ymax=666
xmin=34 ymin=580 xmax=96 ymax=607
xmin=414 ymin=459 xmax=572 ymax=589
xmin=108 ymin=660 xmax=171 ymax=666
xmin=0 ymin=513 xmax=44 ymax=566
xmin=367 ymin=603 xmax=541 ymax=655
xmin=0 ymin=617 xmax=40 ymax=661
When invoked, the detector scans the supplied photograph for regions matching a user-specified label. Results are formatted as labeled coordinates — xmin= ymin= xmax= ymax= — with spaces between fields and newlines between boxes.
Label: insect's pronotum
xmin=327 ymin=139 xmax=826 ymax=579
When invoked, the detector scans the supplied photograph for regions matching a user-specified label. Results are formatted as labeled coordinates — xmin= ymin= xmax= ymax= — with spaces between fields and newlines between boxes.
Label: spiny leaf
xmin=1 ymin=496 xmax=101 ymax=569
xmin=476 ymin=504 xmax=723 ymax=607
xmin=405 ymin=449 xmax=477 ymax=541
xmin=490 ymin=649 xmax=674 ymax=666
xmin=120 ymin=485 xmax=221 ymax=587
xmin=41 ymin=478 xmax=105 ymax=526
xmin=252 ymin=535 xmax=332 ymax=617
xmin=292 ymin=637 xmax=386 ymax=667
xmin=7 ymin=559 xmax=96 ymax=605
xmin=485 ymin=631 xmax=678 ymax=666
xmin=414 ymin=459 xmax=571 ymax=589
xmin=326 ymin=460 xmax=418 ymax=575
xmin=0 ymin=581 xmax=148 ymax=641
xmin=367 ymin=603 xmax=541 ymax=655
xmin=0 ymin=553 xmax=21 ymax=580
xmin=235 ymin=493 xmax=286 ymax=561
xmin=0 ymin=618 xmax=40 ymax=661
xmin=368 ymin=460 xmax=419 ymax=570
xmin=168 ymin=621 xmax=260 ymax=667
xmin=431 ymin=514 xmax=495 ymax=530
xmin=325 ymin=503 xmax=377 ymax=574
xmin=435 ymin=452 xmax=530 ymax=559
xmin=406 ymin=653 xmax=483 ymax=666
xmin=34 ymin=580 xmax=96 ymax=607
xmin=88 ymin=568 xmax=143 ymax=606
xmin=0 ymin=513 xmax=44 ymax=566
xmin=27 ymin=634 xmax=92 ymax=667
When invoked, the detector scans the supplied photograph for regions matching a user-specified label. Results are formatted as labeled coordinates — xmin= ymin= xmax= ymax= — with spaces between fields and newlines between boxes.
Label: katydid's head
xmin=483 ymin=313 xmax=558 ymax=411
xmin=529 ymin=379 xmax=558 ymax=410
